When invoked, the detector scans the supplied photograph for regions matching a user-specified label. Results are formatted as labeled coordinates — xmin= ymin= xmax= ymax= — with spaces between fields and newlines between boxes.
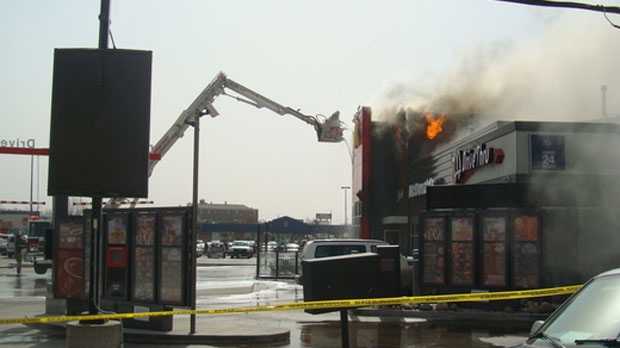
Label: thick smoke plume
xmin=371 ymin=14 xmax=620 ymax=145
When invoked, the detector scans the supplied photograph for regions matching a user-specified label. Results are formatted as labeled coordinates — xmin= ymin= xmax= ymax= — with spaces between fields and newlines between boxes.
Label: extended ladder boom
xmin=149 ymin=71 xmax=343 ymax=177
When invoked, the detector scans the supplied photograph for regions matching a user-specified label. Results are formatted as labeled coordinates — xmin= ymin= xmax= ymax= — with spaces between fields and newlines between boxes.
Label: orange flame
xmin=425 ymin=113 xmax=446 ymax=140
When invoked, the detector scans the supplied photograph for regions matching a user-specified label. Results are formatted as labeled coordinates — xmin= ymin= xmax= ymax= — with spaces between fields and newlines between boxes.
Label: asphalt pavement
xmin=0 ymin=255 xmax=532 ymax=348
xmin=0 ymin=256 xmax=297 ymax=347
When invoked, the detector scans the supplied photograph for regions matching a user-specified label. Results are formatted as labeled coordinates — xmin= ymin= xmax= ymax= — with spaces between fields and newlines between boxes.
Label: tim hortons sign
xmin=453 ymin=143 xmax=504 ymax=183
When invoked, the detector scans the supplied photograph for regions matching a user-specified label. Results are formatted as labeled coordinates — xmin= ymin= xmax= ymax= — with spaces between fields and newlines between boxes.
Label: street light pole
xmin=341 ymin=186 xmax=350 ymax=225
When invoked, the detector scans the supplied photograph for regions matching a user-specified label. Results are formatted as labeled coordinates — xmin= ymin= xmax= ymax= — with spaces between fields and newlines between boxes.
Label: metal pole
xmin=602 ymin=85 xmax=608 ymax=121
xmin=256 ymin=223 xmax=261 ymax=278
xmin=29 ymin=155 xmax=33 ymax=215
xmin=340 ymin=309 xmax=350 ymax=348
xmin=82 ymin=0 xmax=111 ymax=323
xmin=190 ymin=112 xmax=200 ymax=334
xmin=87 ymin=196 xmax=103 ymax=321
xmin=98 ymin=0 xmax=110 ymax=49
xmin=341 ymin=186 xmax=350 ymax=225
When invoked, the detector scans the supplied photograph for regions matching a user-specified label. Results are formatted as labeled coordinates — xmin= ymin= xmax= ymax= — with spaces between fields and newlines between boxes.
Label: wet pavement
xmin=0 ymin=255 xmax=533 ymax=347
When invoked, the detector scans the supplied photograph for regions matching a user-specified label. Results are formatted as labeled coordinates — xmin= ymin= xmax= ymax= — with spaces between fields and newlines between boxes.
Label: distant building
xmin=198 ymin=216 xmax=348 ymax=243
xmin=0 ymin=210 xmax=41 ymax=235
xmin=196 ymin=200 xmax=258 ymax=224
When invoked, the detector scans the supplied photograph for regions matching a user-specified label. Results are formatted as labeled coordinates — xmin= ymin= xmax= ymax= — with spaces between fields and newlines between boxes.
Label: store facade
xmin=409 ymin=121 xmax=620 ymax=295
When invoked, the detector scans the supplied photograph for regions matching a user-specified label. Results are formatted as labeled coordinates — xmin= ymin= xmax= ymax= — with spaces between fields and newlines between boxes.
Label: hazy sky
xmin=2 ymin=1 xmax=620 ymax=222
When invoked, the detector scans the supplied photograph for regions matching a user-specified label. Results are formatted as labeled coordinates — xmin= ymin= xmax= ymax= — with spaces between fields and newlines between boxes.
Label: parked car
xmin=6 ymin=235 xmax=16 ymax=258
xmin=0 ymin=234 xmax=10 ymax=255
xmin=207 ymin=241 xmax=227 ymax=258
xmin=230 ymin=240 xmax=254 ymax=258
xmin=283 ymin=242 xmax=300 ymax=252
xmin=196 ymin=240 xmax=206 ymax=257
xmin=266 ymin=241 xmax=277 ymax=251
xmin=509 ymin=268 xmax=620 ymax=348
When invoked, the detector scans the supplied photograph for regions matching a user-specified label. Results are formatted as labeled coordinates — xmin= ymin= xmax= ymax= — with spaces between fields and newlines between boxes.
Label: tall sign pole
xmin=341 ymin=186 xmax=350 ymax=226
xmin=85 ymin=0 xmax=111 ymax=319
xmin=190 ymin=111 xmax=199 ymax=334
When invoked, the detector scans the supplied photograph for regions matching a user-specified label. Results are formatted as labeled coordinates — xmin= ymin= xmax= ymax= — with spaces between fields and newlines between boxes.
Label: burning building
xmin=352 ymin=107 xmax=620 ymax=296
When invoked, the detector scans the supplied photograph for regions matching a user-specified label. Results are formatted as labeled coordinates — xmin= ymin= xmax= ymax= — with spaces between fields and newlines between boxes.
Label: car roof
xmin=593 ymin=268 xmax=620 ymax=278
xmin=306 ymin=238 xmax=387 ymax=244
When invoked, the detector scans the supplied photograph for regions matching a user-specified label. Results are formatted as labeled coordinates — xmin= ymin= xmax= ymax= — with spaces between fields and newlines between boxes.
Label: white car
xmin=0 ymin=234 xmax=10 ymax=255
xmin=509 ymin=268 xmax=620 ymax=348
xmin=230 ymin=240 xmax=254 ymax=258
xmin=196 ymin=240 xmax=206 ymax=257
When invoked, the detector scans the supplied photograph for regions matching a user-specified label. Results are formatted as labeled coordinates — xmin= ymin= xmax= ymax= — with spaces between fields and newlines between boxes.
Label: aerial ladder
xmin=105 ymin=71 xmax=344 ymax=208
xmin=148 ymin=71 xmax=344 ymax=177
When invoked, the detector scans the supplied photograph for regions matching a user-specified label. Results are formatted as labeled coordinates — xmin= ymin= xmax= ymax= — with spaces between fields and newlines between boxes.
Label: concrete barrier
xmin=66 ymin=320 xmax=123 ymax=348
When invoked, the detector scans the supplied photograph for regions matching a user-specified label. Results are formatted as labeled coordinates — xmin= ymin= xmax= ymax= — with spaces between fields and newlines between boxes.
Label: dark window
xmin=314 ymin=245 xmax=367 ymax=258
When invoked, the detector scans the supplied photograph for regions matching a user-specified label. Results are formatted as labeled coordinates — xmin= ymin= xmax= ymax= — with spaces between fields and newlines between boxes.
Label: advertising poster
xmin=58 ymin=221 xmax=84 ymax=250
xmin=54 ymin=220 xmax=84 ymax=298
xmin=107 ymin=213 xmax=128 ymax=245
xmin=160 ymin=247 xmax=183 ymax=303
xmin=482 ymin=216 xmax=507 ymax=287
xmin=513 ymin=215 xmax=540 ymax=288
xmin=133 ymin=247 xmax=155 ymax=301
xmin=450 ymin=217 xmax=474 ymax=285
xmin=159 ymin=213 xmax=185 ymax=304
xmin=55 ymin=249 xmax=84 ymax=298
xmin=161 ymin=214 xmax=182 ymax=246
xmin=135 ymin=214 xmax=155 ymax=246
xmin=422 ymin=217 xmax=445 ymax=284
xmin=133 ymin=213 xmax=156 ymax=302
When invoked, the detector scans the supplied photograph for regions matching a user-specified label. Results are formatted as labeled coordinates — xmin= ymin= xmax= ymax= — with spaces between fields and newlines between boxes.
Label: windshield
xmin=28 ymin=221 xmax=51 ymax=238
xmin=539 ymin=274 xmax=620 ymax=346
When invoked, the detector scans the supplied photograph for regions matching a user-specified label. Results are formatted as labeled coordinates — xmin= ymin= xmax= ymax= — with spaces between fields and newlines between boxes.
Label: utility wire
xmin=495 ymin=0 xmax=620 ymax=14
xmin=495 ymin=0 xmax=620 ymax=28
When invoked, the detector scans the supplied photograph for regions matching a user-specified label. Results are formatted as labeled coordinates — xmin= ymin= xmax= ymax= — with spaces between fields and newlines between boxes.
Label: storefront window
xmin=422 ymin=217 xmax=445 ymax=284
xmin=450 ymin=217 xmax=474 ymax=285
xmin=482 ymin=216 xmax=507 ymax=287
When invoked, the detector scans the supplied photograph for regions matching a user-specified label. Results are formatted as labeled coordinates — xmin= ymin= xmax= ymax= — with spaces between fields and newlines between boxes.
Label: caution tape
xmin=0 ymin=285 xmax=581 ymax=326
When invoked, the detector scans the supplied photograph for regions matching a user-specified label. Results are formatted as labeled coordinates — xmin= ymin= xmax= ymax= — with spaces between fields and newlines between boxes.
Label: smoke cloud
xmin=371 ymin=14 xmax=620 ymax=141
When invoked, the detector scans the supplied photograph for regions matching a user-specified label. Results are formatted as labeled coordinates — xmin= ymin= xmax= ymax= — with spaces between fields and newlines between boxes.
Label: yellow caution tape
xmin=0 ymin=285 xmax=581 ymax=325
